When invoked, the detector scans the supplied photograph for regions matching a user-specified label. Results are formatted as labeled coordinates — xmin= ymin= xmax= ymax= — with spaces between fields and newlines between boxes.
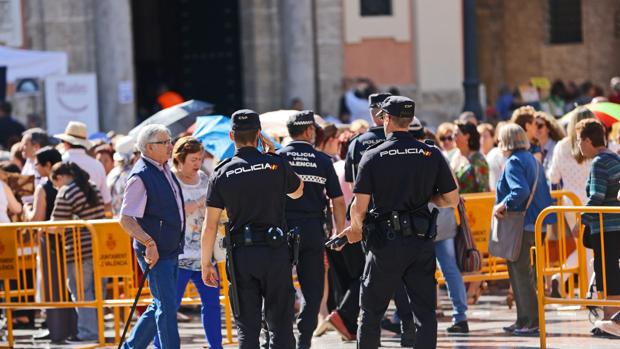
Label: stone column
xmin=24 ymin=0 xmax=97 ymax=72
xmin=279 ymin=0 xmax=315 ymax=110
xmin=239 ymin=0 xmax=283 ymax=113
xmin=93 ymin=0 xmax=136 ymax=133
xmin=314 ymin=0 xmax=343 ymax=116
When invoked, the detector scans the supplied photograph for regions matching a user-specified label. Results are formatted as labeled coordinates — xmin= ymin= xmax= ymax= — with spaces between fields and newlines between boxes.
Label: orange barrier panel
xmin=436 ymin=190 xmax=583 ymax=287
xmin=0 ymin=221 xmax=105 ymax=349
xmin=0 ymin=219 xmax=236 ymax=348
xmin=535 ymin=205 xmax=620 ymax=349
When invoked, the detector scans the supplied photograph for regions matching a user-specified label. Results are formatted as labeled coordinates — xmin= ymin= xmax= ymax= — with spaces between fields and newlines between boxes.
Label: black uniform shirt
xmin=344 ymin=126 xmax=385 ymax=183
xmin=354 ymin=131 xmax=456 ymax=215
xmin=207 ymin=147 xmax=301 ymax=233
xmin=277 ymin=141 xmax=343 ymax=219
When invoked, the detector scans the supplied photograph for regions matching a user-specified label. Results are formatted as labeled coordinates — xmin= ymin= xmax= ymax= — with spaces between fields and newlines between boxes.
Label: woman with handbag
xmin=491 ymin=124 xmax=556 ymax=336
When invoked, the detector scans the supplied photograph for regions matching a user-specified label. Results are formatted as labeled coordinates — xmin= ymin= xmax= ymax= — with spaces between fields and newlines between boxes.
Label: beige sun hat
xmin=54 ymin=121 xmax=93 ymax=149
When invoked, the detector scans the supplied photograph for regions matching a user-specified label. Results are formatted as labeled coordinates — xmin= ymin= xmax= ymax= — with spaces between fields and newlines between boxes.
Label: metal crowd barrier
xmin=436 ymin=190 xmax=584 ymax=287
xmin=535 ymin=205 xmax=620 ymax=349
xmin=0 ymin=219 xmax=235 ymax=348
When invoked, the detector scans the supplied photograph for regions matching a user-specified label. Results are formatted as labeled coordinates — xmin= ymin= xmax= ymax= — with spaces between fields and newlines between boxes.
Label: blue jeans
xmin=122 ymin=254 xmax=180 ymax=349
xmin=434 ymin=238 xmax=468 ymax=323
xmin=154 ymin=268 xmax=222 ymax=349
xmin=67 ymin=259 xmax=98 ymax=340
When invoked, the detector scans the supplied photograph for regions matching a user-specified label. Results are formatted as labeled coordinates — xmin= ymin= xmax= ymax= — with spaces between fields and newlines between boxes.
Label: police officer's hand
xmin=259 ymin=133 xmax=276 ymax=154
xmin=329 ymin=232 xmax=347 ymax=251
xmin=144 ymin=243 xmax=159 ymax=267
xmin=493 ymin=202 xmax=507 ymax=219
xmin=202 ymin=263 xmax=219 ymax=288
xmin=342 ymin=226 xmax=362 ymax=244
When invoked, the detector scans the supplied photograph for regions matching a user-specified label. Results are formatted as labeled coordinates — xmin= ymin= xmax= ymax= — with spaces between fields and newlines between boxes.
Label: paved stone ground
xmin=4 ymin=293 xmax=619 ymax=348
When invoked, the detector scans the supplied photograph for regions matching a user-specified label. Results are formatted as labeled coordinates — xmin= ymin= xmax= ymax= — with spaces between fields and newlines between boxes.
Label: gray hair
xmin=137 ymin=124 xmax=171 ymax=154
xmin=23 ymin=128 xmax=50 ymax=147
xmin=498 ymin=124 xmax=530 ymax=153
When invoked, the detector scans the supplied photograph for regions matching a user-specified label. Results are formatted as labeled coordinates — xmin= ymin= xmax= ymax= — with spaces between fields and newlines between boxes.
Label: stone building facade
xmin=477 ymin=0 xmax=620 ymax=105
xmin=5 ymin=0 xmax=469 ymax=132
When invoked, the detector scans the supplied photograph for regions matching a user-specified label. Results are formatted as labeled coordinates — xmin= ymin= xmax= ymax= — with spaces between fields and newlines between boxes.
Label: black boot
xmin=446 ymin=320 xmax=470 ymax=333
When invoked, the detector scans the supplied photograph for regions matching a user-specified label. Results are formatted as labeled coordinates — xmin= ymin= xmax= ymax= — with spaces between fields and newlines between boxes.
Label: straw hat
xmin=54 ymin=121 xmax=93 ymax=149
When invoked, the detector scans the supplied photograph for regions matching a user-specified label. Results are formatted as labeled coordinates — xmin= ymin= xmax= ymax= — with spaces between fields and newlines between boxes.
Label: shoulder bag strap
xmin=524 ymin=161 xmax=540 ymax=212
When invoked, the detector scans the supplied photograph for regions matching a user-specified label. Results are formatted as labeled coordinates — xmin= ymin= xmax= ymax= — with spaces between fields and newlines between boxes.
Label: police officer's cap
xmin=379 ymin=96 xmax=416 ymax=118
xmin=287 ymin=110 xmax=318 ymax=128
xmin=368 ymin=93 xmax=391 ymax=108
xmin=409 ymin=116 xmax=425 ymax=139
xmin=232 ymin=109 xmax=261 ymax=131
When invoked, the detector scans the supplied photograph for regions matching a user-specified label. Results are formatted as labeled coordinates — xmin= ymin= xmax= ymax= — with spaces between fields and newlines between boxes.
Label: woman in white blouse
xmin=547 ymin=106 xmax=595 ymax=293
xmin=548 ymin=107 xmax=593 ymax=209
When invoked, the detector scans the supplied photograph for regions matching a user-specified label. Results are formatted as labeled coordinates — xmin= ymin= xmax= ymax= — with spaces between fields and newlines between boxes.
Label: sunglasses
xmin=440 ymin=135 xmax=454 ymax=142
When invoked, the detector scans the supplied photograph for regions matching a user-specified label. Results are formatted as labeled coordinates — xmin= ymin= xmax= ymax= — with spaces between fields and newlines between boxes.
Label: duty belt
xmin=227 ymin=226 xmax=286 ymax=248
xmin=365 ymin=208 xmax=439 ymax=241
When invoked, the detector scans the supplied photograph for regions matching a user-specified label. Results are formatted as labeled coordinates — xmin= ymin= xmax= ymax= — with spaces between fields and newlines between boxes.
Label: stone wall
xmin=19 ymin=0 xmax=136 ymax=133
xmin=478 ymin=0 xmax=620 ymax=106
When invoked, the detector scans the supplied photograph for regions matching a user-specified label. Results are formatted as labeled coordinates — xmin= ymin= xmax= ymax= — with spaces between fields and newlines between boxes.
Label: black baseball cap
xmin=231 ymin=109 xmax=261 ymax=131
xmin=287 ymin=110 xmax=318 ymax=128
xmin=379 ymin=96 xmax=416 ymax=118
xmin=368 ymin=93 xmax=391 ymax=108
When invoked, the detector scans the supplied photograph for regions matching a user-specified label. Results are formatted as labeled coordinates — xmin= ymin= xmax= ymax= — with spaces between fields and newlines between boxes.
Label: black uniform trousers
xmin=327 ymin=241 xmax=365 ymax=334
xmin=287 ymin=218 xmax=325 ymax=346
xmin=230 ymin=243 xmax=296 ymax=349
xmin=358 ymin=236 xmax=437 ymax=349
xmin=394 ymin=282 xmax=414 ymax=329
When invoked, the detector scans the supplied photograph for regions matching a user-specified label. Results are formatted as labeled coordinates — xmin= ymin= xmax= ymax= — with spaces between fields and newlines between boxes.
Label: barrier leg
xmin=536 ymin=225 xmax=547 ymax=349
xmin=113 ymin=278 xmax=120 ymax=343
xmin=6 ymin=309 xmax=13 ymax=348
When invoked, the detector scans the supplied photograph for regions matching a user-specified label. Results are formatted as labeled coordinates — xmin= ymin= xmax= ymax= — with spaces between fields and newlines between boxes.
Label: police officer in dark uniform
xmin=344 ymin=92 xmax=391 ymax=182
xmin=341 ymin=96 xmax=459 ymax=349
xmin=320 ymin=92 xmax=391 ymax=341
xmin=276 ymin=110 xmax=346 ymax=349
xmin=201 ymin=109 xmax=304 ymax=349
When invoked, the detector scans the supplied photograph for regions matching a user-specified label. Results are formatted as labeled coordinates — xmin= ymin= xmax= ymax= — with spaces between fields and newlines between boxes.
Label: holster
xmin=288 ymin=226 xmax=301 ymax=265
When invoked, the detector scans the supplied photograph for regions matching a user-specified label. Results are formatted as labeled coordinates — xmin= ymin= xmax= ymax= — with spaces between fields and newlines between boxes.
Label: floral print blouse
xmin=452 ymin=151 xmax=490 ymax=193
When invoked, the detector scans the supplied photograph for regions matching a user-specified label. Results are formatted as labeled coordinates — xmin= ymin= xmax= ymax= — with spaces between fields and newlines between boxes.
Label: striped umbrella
xmin=560 ymin=102 xmax=620 ymax=129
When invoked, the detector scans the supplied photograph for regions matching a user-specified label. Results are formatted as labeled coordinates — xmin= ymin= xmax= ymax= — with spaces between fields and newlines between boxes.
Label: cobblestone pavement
xmin=5 ymin=293 xmax=619 ymax=348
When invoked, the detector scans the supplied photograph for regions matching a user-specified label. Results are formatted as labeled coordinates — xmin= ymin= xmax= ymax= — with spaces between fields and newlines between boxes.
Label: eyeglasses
xmin=149 ymin=139 xmax=172 ymax=146
xmin=439 ymin=135 xmax=454 ymax=142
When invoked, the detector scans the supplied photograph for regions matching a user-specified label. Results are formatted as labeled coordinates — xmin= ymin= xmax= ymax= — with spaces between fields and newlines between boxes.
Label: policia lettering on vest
xmin=200 ymin=109 xmax=304 ymax=349
xmin=338 ymin=96 xmax=460 ymax=349
xmin=276 ymin=110 xmax=346 ymax=349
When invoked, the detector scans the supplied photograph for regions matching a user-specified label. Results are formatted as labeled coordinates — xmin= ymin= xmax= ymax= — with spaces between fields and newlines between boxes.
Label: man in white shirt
xmin=54 ymin=121 xmax=112 ymax=212
xmin=21 ymin=128 xmax=49 ymax=182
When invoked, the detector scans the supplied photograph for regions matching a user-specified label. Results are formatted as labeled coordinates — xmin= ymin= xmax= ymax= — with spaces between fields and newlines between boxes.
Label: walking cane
xmin=117 ymin=265 xmax=151 ymax=349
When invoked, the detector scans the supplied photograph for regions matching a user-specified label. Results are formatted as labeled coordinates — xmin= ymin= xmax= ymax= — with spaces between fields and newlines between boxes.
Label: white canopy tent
xmin=0 ymin=45 xmax=68 ymax=83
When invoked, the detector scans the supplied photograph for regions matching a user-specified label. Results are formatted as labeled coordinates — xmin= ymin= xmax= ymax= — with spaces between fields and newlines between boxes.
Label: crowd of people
xmin=0 ymin=73 xmax=619 ymax=347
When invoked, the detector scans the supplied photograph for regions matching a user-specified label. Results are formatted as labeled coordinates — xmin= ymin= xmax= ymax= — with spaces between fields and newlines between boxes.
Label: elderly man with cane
xmin=119 ymin=124 xmax=186 ymax=348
